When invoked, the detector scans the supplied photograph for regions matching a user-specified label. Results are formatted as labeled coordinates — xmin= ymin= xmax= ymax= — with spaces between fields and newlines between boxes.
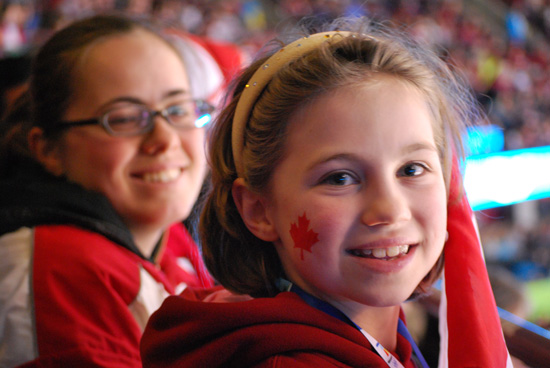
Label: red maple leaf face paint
xmin=289 ymin=212 xmax=319 ymax=260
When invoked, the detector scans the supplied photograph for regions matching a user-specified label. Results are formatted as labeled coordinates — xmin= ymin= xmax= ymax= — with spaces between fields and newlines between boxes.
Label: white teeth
xmin=359 ymin=249 xmax=372 ymax=256
xmin=386 ymin=246 xmax=400 ymax=258
xmin=351 ymin=244 xmax=410 ymax=259
xmin=142 ymin=168 xmax=181 ymax=183
xmin=372 ymin=248 xmax=387 ymax=258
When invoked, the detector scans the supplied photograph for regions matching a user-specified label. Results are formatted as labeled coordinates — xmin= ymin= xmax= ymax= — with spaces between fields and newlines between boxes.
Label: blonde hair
xmin=201 ymin=18 xmax=481 ymax=297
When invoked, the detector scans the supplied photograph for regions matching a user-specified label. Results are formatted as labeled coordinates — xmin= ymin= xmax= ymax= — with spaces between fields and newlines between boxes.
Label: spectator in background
xmin=0 ymin=14 xmax=228 ymax=367
xmin=0 ymin=0 xmax=38 ymax=57
xmin=506 ymin=0 xmax=530 ymax=45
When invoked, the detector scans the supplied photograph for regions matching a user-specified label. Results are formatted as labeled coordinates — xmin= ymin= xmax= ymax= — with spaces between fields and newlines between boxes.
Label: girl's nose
xmin=360 ymin=179 xmax=411 ymax=227
xmin=141 ymin=115 xmax=181 ymax=155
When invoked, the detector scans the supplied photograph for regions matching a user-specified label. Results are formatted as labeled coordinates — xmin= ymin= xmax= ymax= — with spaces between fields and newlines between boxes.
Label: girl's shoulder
xmin=141 ymin=290 xmax=392 ymax=367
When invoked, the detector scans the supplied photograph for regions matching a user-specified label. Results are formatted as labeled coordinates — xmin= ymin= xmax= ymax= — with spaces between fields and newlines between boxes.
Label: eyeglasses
xmin=51 ymin=99 xmax=215 ymax=136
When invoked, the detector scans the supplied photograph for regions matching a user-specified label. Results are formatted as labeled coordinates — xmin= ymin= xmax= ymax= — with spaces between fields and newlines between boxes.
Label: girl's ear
xmin=232 ymin=178 xmax=279 ymax=242
xmin=28 ymin=127 xmax=64 ymax=176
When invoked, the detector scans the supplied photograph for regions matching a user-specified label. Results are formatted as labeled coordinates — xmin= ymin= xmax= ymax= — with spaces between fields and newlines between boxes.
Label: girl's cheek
xmin=289 ymin=211 xmax=319 ymax=261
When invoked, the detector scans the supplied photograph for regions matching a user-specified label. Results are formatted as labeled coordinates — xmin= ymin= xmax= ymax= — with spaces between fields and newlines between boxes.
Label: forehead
xmin=281 ymin=76 xmax=437 ymax=160
xmin=70 ymin=29 xmax=189 ymax=103
xmin=77 ymin=28 xmax=183 ymax=70
xmin=291 ymin=75 xmax=433 ymax=130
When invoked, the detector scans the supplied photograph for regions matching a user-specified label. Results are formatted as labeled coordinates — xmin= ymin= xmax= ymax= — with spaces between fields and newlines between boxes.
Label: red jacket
xmin=0 ymin=224 xmax=212 ymax=368
xmin=0 ymin=163 xmax=213 ymax=367
xmin=141 ymin=287 xmax=416 ymax=367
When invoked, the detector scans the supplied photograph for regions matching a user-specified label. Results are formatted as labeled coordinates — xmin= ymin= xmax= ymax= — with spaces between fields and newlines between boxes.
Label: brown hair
xmin=201 ymin=18 xmax=481 ymax=297
xmin=0 ymin=92 xmax=32 ymax=176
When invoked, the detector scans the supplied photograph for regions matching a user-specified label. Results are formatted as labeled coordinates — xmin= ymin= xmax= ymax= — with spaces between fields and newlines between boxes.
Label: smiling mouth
xmin=138 ymin=168 xmax=182 ymax=183
xmin=347 ymin=245 xmax=411 ymax=260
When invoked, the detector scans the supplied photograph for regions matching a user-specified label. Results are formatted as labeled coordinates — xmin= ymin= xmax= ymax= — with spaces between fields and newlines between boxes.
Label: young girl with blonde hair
xmin=142 ymin=18 xmax=511 ymax=367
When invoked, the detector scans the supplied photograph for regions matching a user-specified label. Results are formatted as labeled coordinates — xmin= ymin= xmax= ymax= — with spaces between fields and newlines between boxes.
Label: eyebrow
xmin=307 ymin=153 xmax=360 ymax=172
xmin=307 ymin=142 xmax=439 ymax=170
xmin=98 ymin=89 xmax=191 ymax=110
xmin=401 ymin=142 xmax=439 ymax=155
xmin=163 ymin=89 xmax=190 ymax=99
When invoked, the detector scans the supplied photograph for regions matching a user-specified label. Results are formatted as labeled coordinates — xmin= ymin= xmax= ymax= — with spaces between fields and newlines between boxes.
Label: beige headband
xmin=231 ymin=31 xmax=352 ymax=178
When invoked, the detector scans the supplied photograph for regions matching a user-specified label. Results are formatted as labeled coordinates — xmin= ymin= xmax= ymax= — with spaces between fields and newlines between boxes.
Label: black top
xmin=0 ymin=160 xmax=148 ymax=259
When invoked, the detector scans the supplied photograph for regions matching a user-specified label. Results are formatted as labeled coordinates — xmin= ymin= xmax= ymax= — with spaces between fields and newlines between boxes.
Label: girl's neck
xmin=339 ymin=303 xmax=401 ymax=351
xmin=288 ymin=282 xmax=402 ymax=352
xmin=129 ymin=226 xmax=164 ymax=259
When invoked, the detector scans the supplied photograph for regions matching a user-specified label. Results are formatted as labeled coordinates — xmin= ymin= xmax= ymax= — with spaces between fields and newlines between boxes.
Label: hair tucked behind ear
xmin=200 ymin=58 xmax=285 ymax=297
xmin=200 ymin=17 xmax=481 ymax=298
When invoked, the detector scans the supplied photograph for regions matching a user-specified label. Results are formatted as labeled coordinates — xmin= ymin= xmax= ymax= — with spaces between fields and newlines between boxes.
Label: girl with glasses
xmin=0 ymin=14 xmax=240 ymax=367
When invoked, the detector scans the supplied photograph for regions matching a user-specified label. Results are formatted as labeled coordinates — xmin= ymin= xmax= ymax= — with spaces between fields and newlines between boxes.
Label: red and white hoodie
xmin=0 ymin=163 xmax=213 ymax=367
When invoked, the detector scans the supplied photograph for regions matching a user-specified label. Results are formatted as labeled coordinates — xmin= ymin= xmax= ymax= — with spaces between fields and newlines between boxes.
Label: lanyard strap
xmin=358 ymin=327 xmax=405 ymax=368
xmin=286 ymin=281 xmax=429 ymax=368
xmin=397 ymin=319 xmax=430 ymax=368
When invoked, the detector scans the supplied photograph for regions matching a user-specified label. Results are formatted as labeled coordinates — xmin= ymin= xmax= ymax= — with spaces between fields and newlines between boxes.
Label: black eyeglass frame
xmin=48 ymin=99 xmax=215 ymax=137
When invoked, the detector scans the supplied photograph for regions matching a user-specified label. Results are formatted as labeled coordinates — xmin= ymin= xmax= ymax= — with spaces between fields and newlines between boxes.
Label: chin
xmin=357 ymin=287 xmax=419 ymax=308
xmin=135 ymin=208 xmax=189 ymax=228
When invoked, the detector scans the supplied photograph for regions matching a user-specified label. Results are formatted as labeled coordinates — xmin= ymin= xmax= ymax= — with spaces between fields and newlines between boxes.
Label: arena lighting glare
xmin=195 ymin=113 xmax=212 ymax=128
xmin=466 ymin=124 xmax=505 ymax=156
xmin=464 ymin=145 xmax=550 ymax=211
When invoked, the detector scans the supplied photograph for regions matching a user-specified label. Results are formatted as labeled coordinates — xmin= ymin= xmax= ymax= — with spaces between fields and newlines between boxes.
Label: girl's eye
xmin=166 ymin=104 xmax=188 ymax=117
xmin=320 ymin=172 xmax=357 ymax=186
xmin=399 ymin=163 xmax=426 ymax=177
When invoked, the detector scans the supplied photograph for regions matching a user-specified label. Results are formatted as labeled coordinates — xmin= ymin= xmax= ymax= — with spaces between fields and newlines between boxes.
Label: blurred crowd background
xmin=1 ymin=0 xmax=549 ymax=329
